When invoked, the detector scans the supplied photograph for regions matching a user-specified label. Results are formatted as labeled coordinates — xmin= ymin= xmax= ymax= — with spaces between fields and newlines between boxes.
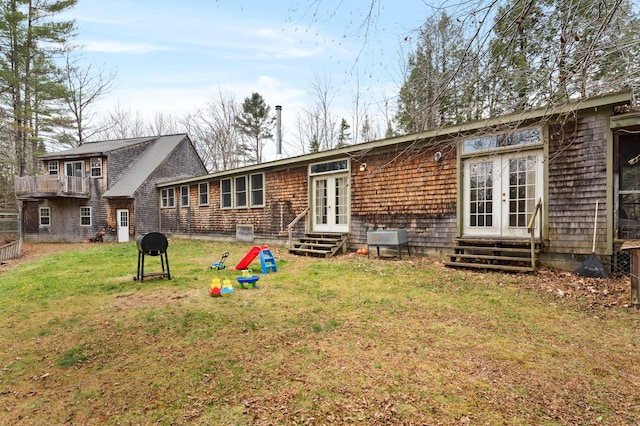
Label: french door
xmin=312 ymin=173 xmax=349 ymax=233
xmin=463 ymin=150 xmax=543 ymax=237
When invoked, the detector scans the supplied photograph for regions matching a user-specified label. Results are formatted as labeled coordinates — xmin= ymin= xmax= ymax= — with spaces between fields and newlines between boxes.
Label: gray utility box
xmin=367 ymin=229 xmax=410 ymax=259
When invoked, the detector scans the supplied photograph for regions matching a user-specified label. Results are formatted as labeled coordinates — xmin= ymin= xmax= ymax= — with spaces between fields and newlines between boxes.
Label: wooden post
xmin=620 ymin=240 xmax=640 ymax=309
xmin=631 ymin=249 xmax=640 ymax=308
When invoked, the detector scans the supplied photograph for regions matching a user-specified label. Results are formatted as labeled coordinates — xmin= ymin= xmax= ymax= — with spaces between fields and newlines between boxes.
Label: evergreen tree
xmin=309 ymin=134 xmax=320 ymax=153
xmin=336 ymin=118 xmax=351 ymax=148
xmin=395 ymin=12 xmax=472 ymax=134
xmin=0 ymin=0 xmax=77 ymax=175
xmin=235 ymin=92 xmax=275 ymax=164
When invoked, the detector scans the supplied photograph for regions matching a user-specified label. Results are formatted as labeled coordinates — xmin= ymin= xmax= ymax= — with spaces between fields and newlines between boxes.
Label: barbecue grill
xmin=135 ymin=232 xmax=171 ymax=281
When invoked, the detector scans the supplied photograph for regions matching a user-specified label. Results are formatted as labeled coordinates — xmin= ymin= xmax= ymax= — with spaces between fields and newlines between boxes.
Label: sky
xmin=62 ymin=0 xmax=440 ymax=158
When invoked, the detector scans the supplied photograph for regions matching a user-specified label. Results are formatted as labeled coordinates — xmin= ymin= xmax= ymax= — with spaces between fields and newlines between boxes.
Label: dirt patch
xmin=112 ymin=288 xmax=201 ymax=310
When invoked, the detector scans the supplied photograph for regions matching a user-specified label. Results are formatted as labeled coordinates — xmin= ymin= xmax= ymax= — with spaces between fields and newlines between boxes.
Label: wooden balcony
xmin=14 ymin=175 xmax=90 ymax=199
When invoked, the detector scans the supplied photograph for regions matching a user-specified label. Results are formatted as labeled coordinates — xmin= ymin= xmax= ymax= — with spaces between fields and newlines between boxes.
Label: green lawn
xmin=1 ymin=239 xmax=639 ymax=425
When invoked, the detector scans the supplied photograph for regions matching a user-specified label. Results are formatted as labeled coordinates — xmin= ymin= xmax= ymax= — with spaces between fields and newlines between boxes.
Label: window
xmin=180 ymin=186 xmax=190 ymax=206
xmin=250 ymin=173 xmax=265 ymax=207
xmin=48 ymin=162 xmax=58 ymax=176
xmin=310 ymin=159 xmax=348 ymax=175
xmin=161 ymin=188 xmax=175 ymax=208
xmin=39 ymin=207 xmax=50 ymax=226
xmin=235 ymin=176 xmax=247 ymax=208
xmin=220 ymin=179 xmax=232 ymax=209
xmin=199 ymin=182 xmax=209 ymax=206
xmin=90 ymin=157 xmax=102 ymax=177
xmin=65 ymin=161 xmax=84 ymax=177
xmin=463 ymin=128 xmax=541 ymax=154
xmin=80 ymin=207 xmax=91 ymax=226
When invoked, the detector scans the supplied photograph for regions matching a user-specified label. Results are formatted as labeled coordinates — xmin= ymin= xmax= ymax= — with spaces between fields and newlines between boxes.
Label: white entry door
xmin=312 ymin=173 xmax=349 ymax=233
xmin=116 ymin=209 xmax=129 ymax=243
xmin=463 ymin=150 xmax=543 ymax=237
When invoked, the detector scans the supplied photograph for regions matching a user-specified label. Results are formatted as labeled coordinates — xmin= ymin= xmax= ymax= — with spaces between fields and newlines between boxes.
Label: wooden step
xmin=289 ymin=232 xmax=348 ymax=258
xmin=453 ymin=245 xmax=538 ymax=254
xmin=450 ymin=253 xmax=532 ymax=263
xmin=443 ymin=261 xmax=535 ymax=273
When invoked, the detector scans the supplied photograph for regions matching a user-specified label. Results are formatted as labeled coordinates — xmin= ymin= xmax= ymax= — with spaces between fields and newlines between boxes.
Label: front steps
xmin=289 ymin=232 xmax=348 ymax=258
xmin=444 ymin=238 xmax=540 ymax=273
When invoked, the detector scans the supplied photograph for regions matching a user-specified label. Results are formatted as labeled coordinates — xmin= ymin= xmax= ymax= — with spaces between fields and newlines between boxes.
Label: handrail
xmin=287 ymin=207 xmax=309 ymax=248
xmin=527 ymin=198 xmax=543 ymax=271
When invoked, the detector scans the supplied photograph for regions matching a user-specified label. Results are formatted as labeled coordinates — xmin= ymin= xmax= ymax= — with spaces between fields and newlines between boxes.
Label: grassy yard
xmin=1 ymin=239 xmax=639 ymax=425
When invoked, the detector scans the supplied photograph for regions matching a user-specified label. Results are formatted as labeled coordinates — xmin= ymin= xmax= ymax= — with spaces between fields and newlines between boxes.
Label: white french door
xmin=116 ymin=209 xmax=129 ymax=243
xmin=463 ymin=150 xmax=543 ymax=237
xmin=312 ymin=173 xmax=349 ymax=233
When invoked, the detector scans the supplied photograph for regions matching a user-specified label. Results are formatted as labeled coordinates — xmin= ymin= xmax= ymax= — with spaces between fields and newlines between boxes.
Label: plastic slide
xmin=232 ymin=245 xmax=268 ymax=270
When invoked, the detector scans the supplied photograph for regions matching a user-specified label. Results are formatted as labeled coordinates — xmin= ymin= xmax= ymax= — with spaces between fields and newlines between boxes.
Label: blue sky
xmin=63 ymin=0 xmax=437 ymax=155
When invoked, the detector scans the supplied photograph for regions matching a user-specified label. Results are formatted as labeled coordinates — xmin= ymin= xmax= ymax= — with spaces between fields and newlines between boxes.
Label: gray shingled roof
xmin=38 ymin=136 xmax=157 ymax=159
xmin=103 ymin=134 xmax=187 ymax=198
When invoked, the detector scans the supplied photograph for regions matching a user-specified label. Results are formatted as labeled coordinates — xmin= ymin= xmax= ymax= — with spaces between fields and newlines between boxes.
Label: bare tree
xmin=60 ymin=54 xmax=117 ymax=147
xmin=148 ymin=111 xmax=182 ymax=136
xmin=183 ymin=88 xmax=242 ymax=172
xmin=90 ymin=102 xmax=147 ymax=141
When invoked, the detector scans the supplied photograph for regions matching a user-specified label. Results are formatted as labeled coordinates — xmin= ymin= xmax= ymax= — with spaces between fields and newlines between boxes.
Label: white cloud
xmin=83 ymin=40 xmax=172 ymax=54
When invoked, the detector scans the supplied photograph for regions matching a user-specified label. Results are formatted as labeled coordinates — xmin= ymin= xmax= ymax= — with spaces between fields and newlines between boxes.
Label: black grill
xmin=135 ymin=232 xmax=171 ymax=281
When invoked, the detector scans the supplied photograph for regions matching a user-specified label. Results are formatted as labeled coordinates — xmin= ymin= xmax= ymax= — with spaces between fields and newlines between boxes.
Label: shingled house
xmin=15 ymin=134 xmax=207 ymax=243
xmin=157 ymin=90 xmax=640 ymax=273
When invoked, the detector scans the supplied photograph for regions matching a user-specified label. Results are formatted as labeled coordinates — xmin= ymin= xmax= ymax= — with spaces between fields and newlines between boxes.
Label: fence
xmin=0 ymin=211 xmax=21 ymax=262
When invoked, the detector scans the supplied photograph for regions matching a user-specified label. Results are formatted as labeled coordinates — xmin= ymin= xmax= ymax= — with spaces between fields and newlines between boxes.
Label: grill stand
xmin=136 ymin=250 xmax=171 ymax=282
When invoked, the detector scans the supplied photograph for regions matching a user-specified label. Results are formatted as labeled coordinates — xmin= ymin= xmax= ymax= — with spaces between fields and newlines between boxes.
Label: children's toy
xmin=210 ymin=278 xmax=222 ymax=297
xmin=210 ymin=251 xmax=229 ymax=270
xmin=231 ymin=245 xmax=278 ymax=274
xmin=237 ymin=275 xmax=259 ymax=289
xmin=210 ymin=278 xmax=234 ymax=297
xmin=220 ymin=279 xmax=234 ymax=296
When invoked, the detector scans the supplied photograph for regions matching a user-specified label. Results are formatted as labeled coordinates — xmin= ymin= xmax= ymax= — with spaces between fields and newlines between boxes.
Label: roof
xmin=103 ymin=134 xmax=188 ymax=198
xmin=158 ymin=90 xmax=634 ymax=188
xmin=38 ymin=136 xmax=160 ymax=159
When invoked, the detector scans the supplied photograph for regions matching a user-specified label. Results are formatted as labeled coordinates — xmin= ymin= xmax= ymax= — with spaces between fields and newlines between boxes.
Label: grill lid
xmin=136 ymin=232 xmax=168 ymax=255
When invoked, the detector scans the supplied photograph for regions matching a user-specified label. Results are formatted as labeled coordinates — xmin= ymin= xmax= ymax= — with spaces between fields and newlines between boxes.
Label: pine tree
xmin=336 ymin=118 xmax=351 ymax=148
xmin=235 ymin=93 xmax=275 ymax=164
xmin=0 ymin=0 xmax=77 ymax=175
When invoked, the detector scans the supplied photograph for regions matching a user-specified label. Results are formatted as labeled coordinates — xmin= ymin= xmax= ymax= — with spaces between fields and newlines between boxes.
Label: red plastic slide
xmin=231 ymin=245 xmax=269 ymax=270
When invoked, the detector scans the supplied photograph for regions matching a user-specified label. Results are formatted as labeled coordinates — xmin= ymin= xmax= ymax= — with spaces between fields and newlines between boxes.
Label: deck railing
xmin=527 ymin=198 xmax=543 ymax=271
xmin=287 ymin=207 xmax=309 ymax=248
xmin=14 ymin=175 xmax=89 ymax=197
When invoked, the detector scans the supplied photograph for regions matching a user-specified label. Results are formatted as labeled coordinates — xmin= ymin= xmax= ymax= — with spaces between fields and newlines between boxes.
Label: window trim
xmin=198 ymin=182 xmax=209 ymax=206
xmin=161 ymin=188 xmax=175 ymax=208
xmin=80 ymin=206 xmax=92 ymax=226
xmin=180 ymin=185 xmax=190 ymax=207
xmin=39 ymin=207 xmax=50 ymax=226
xmin=250 ymin=173 xmax=265 ymax=208
xmin=90 ymin=157 xmax=102 ymax=178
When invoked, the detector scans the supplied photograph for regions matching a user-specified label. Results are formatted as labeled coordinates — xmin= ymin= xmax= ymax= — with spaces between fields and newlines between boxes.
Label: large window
xmin=180 ymin=186 xmax=190 ymax=207
xmin=235 ymin=176 xmax=247 ymax=208
xmin=250 ymin=173 xmax=265 ymax=207
xmin=90 ymin=157 xmax=102 ymax=177
xmin=80 ymin=207 xmax=91 ymax=226
xmin=199 ymin=182 xmax=209 ymax=206
xmin=220 ymin=175 xmax=265 ymax=209
xmin=39 ymin=207 xmax=50 ymax=226
xmin=161 ymin=188 xmax=175 ymax=208
xmin=619 ymin=134 xmax=640 ymax=238
xmin=221 ymin=179 xmax=232 ymax=209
